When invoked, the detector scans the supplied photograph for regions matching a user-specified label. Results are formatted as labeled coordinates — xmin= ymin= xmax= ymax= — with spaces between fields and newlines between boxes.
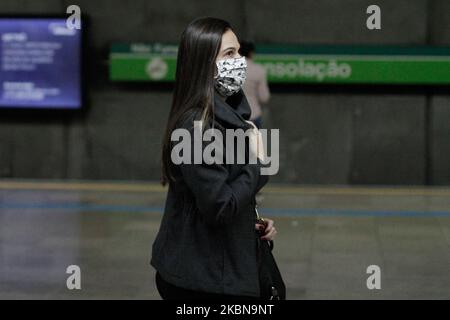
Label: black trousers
xmin=155 ymin=272 xmax=261 ymax=301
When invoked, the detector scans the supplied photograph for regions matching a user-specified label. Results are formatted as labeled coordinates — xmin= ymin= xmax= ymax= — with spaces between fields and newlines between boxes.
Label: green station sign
xmin=110 ymin=43 xmax=450 ymax=85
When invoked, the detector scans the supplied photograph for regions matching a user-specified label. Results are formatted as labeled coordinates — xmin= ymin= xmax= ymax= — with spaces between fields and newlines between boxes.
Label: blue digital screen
xmin=0 ymin=17 xmax=82 ymax=109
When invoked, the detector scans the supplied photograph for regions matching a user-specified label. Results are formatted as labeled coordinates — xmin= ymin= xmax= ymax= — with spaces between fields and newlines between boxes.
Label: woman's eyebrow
xmin=221 ymin=46 xmax=237 ymax=52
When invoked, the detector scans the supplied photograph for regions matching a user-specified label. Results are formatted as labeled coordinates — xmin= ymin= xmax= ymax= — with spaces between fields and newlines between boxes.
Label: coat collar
xmin=213 ymin=89 xmax=253 ymax=130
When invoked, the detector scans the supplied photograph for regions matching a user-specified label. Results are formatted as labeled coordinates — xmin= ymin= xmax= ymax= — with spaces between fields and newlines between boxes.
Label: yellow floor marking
xmin=1 ymin=180 xmax=450 ymax=197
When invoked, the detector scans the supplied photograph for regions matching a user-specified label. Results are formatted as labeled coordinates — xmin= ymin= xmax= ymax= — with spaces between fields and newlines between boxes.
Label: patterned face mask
xmin=214 ymin=56 xmax=247 ymax=96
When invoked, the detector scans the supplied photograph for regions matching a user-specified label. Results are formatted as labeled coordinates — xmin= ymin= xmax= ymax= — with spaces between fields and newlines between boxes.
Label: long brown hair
xmin=161 ymin=17 xmax=232 ymax=185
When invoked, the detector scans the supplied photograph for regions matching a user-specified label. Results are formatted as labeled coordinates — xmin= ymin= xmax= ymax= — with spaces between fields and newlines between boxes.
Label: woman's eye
xmin=227 ymin=51 xmax=234 ymax=57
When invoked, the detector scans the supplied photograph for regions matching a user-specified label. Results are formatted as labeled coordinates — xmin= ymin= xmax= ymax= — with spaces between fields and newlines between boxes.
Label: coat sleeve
xmin=175 ymin=117 xmax=269 ymax=227
xmin=179 ymin=160 xmax=268 ymax=227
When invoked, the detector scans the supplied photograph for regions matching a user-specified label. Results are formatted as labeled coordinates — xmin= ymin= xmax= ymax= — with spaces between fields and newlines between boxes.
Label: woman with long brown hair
xmin=151 ymin=17 xmax=280 ymax=300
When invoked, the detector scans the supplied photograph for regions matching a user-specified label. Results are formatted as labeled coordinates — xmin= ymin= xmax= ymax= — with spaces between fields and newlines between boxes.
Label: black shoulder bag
xmin=255 ymin=205 xmax=286 ymax=300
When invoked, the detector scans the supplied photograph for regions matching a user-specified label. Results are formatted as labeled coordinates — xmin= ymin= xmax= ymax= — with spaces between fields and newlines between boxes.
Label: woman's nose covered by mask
xmin=214 ymin=56 xmax=247 ymax=96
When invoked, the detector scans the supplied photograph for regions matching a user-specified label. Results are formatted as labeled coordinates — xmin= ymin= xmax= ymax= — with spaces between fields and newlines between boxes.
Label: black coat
xmin=151 ymin=90 xmax=269 ymax=297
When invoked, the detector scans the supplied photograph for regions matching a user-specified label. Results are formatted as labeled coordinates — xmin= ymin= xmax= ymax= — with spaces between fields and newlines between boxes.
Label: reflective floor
xmin=0 ymin=180 xmax=450 ymax=299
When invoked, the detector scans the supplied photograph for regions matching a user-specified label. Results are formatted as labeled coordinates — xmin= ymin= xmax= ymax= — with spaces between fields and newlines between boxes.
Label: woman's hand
xmin=245 ymin=120 xmax=265 ymax=162
xmin=255 ymin=218 xmax=277 ymax=241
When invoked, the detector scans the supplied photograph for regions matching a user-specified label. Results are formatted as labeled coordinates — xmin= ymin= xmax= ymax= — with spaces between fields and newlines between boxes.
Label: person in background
xmin=239 ymin=41 xmax=271 ymax=129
